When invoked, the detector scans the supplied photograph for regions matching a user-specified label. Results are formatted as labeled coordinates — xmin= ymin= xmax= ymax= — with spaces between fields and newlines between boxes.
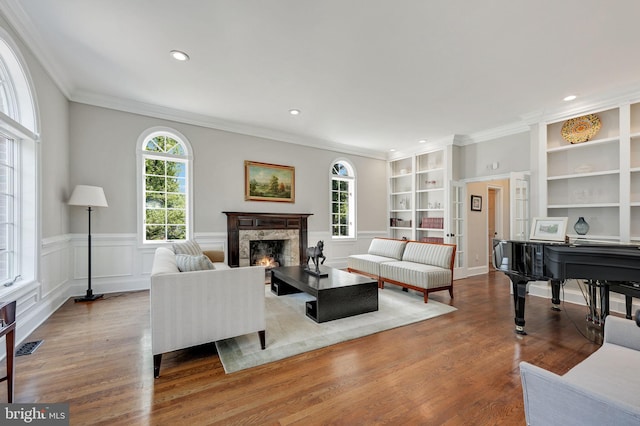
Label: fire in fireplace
xmin=250 ymin=240 xmax=285 ymax=270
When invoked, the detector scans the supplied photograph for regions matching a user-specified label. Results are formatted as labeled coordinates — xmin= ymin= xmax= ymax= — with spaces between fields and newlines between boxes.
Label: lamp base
xmin=74 ymin=291 xmax=103 ymax=303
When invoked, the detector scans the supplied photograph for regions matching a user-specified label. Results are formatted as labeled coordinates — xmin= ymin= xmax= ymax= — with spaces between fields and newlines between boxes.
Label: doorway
xmin=487 ymin=186 xmax=502 ymax=266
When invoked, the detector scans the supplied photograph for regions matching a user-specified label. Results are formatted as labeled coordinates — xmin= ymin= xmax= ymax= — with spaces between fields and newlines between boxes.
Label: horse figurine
xmin=306 ymin=240 xmax=326 ymax=274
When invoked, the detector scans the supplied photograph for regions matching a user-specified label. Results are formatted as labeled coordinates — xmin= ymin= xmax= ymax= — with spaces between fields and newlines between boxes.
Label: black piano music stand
xmin=0 ymin=300 xmax=16 ymax=403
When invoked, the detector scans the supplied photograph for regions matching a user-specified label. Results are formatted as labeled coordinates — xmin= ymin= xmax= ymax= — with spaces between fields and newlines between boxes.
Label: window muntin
xmin=142 ymin=134 xmax=190 ymax=242
xmin=0 ymin=134 xmax=14 ymax=282
xmin=331 ymin=160 xmax=355 ymax=238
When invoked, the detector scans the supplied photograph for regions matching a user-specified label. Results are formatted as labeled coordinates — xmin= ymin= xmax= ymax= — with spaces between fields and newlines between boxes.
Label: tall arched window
xmin=0 ymin=30 xmax=38 ymax=289
xmin=330 ymin=159 xmax=356 ymax=238
xmin=137 ymin=128 xmax=193 ymax=243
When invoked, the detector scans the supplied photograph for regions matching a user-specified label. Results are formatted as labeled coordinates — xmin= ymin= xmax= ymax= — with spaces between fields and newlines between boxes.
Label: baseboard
xmin=527 ymin=281 xmax=637 ymax=316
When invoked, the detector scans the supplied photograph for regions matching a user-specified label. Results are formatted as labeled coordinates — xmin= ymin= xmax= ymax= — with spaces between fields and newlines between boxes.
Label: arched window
xmin=0 ymin=31 xmax=38 ymax=289
xmin=330 ymin=159 xmax=356 ymax=238
xmin=137 ymin=128 xmax=193 ymax=243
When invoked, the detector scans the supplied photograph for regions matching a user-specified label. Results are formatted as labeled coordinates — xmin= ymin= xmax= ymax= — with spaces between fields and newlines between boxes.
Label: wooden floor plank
xmin=0 ymin=271 xmax=604 ymax=424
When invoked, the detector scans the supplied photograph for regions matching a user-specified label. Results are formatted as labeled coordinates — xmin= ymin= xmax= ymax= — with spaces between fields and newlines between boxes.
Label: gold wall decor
xmin=561 ymin=114 xmax=602 ymax=144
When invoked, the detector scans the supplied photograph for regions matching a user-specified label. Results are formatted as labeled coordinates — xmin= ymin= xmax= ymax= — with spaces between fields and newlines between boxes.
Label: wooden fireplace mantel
xmin=223 ymin=212 xmax=313 ymax=267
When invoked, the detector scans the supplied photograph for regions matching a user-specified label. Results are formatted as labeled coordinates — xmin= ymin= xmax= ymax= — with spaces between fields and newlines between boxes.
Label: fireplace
xmin=223 ymin=212 xmax=312 ymax=268
xmin=250 ymin=239 xmax=286 ymax=269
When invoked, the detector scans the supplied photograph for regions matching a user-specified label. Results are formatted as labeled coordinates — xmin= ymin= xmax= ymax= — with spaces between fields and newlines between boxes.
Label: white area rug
xmin=215 ymin=284 xmax=457 ymax=373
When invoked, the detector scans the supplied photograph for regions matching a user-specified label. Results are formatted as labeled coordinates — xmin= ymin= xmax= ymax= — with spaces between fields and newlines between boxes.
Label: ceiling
xmin=3 ymin=0 xmax=640 ymax=158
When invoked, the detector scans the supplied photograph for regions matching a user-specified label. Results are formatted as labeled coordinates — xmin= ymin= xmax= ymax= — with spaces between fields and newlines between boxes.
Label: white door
xmin=510 ymin=172 xmax=530 ymax=240
xmin=448 ymin=181 xmax=466 ymax=279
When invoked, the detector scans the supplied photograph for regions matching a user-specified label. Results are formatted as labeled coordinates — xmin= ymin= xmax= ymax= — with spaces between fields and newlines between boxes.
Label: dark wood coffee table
xmin=270 ymin=265 xmax=378 ymax=323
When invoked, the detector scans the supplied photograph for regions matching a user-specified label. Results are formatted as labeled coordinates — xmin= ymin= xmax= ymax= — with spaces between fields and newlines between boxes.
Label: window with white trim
xmin=139 ymin=130 xmax=192 ymax=243
xmin=330 ymin=160 xmax=356 ymax=238
xmin=0 ymin=33 xmax=38 ymax=288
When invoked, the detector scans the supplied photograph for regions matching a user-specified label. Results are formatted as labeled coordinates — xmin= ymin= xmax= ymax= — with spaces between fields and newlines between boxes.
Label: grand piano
xmin=492 ymin=239 xmax=640 ymax=334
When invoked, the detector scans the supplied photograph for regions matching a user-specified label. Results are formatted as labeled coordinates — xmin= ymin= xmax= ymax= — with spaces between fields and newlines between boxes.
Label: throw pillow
xmin=175 ymin=254 xmax=215 ymax=272
xmin=172 ymin=240 xmax=202 ymax=256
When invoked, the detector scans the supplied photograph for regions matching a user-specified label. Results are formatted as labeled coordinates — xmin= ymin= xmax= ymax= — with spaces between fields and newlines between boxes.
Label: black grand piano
xmin=492 ymin=239 xmax=640 ymax=334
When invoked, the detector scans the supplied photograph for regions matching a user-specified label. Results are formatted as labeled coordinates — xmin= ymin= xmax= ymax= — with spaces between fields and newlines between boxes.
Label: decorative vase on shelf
xmin=574 ymin=217 xmax=589 ymax=235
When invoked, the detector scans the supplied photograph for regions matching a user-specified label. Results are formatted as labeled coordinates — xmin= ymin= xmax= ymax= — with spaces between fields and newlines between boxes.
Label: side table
xmin=0 ymin=300 xmax=16 ymax=403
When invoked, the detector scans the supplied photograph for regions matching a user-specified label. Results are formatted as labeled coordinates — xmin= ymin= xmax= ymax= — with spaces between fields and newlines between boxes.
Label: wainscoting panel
xmin=68 ymin=233 xmax=150 ymax=296
xmin=72 ymin=241 xmax=135 ymax=279
xmin=41 ymin=235 xmax=70 ymax=299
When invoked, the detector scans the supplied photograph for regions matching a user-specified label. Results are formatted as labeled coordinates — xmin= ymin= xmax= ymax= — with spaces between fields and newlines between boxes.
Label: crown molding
xmin=459 ymin=121 xmax=530 ymax=145
xmin=387 ymin=134 xmax=462 ymax=160
xmin=522 ymin=84 xmax=640 ymax=125
xmin=71 ymin=90 xmax=388 ymax=160
xmin=0 ymin=0 xmax=72 ymax=98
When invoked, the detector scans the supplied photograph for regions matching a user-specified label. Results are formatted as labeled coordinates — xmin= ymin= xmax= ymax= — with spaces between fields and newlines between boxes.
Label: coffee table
xmin=270 ymin=265 xmax=378 ymax=323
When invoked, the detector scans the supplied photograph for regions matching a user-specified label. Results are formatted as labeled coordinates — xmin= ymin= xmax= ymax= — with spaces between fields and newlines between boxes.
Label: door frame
xmin=461 ymin=173 xmax=513 ymax=276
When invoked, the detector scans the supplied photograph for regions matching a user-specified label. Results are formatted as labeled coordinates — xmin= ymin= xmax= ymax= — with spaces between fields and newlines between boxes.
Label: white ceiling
xmin=3 ymin=0 xmax=640 ymax=158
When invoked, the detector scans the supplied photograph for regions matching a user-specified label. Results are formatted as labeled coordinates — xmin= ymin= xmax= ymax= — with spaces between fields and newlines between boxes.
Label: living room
xmin=0 ymin=1 xmax=639 ymax=424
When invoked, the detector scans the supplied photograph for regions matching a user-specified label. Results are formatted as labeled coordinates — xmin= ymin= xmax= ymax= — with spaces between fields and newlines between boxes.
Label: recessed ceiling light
xmin=563 ymin=95 xmax=577 ymax=101
xmin=389 ymin=148 xmax=396 ymax=152
xmin=419 ymin=139 xmax=427 ymax=144
xmin=170 ymin=50 xmax=190 ymax=61
xmin=289 ymin=109 xmax=301 ymax=115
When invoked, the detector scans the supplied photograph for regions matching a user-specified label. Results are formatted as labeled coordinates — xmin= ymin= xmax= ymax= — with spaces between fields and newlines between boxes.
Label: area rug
xmin=215 ymin=285 xmax=457 ymax=373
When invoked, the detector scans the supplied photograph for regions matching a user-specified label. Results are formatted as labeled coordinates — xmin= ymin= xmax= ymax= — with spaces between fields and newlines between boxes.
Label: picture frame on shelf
xmin=529 ymin=217 xmax=568 ymax=242
xmin=245 ymin=161 xmax=295 ymax=203
xmin=470 ymin=195 xmax=482 ymax=212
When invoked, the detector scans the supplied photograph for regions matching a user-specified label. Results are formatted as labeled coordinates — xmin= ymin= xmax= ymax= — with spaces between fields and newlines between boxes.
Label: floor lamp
xmin=68 ymin=185 xmax=108 ymax=302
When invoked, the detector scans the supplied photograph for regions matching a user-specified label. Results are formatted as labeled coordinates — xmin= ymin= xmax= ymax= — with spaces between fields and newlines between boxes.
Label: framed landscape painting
xmin=529 ymin=217 xmax=568 ymax=241
xmin=245 ymin=161 xmax=295 ymax=203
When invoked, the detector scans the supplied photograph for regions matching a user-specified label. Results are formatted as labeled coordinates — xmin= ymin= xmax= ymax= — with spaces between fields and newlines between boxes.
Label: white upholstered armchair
xmin=520 ymin=315 xmax=640 ymax=425
xmin=150 ymin=247 xmax=266 ymax=377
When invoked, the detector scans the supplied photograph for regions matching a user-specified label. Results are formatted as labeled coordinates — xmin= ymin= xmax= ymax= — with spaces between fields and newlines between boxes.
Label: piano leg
xmin=550 ymin=280 xmax=561 ymax=311
xmin=509 ymin=275 xmax=528 ymax=335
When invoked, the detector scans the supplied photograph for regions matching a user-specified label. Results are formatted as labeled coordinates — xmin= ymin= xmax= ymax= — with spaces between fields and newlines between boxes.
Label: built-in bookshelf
xmin=543 ymin=103 xmax=640 ymax=243
xmin=388 ymin=148 xmax=448 ymax=244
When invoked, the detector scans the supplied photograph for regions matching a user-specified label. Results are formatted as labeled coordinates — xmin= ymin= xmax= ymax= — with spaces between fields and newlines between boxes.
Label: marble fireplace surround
xmin=223 ymin=212 xmax=312 ymax=268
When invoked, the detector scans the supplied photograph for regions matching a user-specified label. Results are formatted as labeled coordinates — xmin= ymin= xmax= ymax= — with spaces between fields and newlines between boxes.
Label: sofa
xmin=347 ymin=237 xmax=456 ymax=303
xmin=520 ymin=315 xmax=640 ymax=425
xmin=150 ymin=243 xmax=266 ymax=377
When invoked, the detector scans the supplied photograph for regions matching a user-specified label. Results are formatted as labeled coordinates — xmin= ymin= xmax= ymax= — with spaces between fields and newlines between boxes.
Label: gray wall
xmin=68 ymin=103 xmax=388 ymax=235
xmin=460 ymin=132 xmax=530 ymax=179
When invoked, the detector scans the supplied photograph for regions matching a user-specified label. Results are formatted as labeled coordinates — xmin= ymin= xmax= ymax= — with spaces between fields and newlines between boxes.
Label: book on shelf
xmin=390 ymin=218 xmax=411 ymax=227
xmin=421 ymin=217 xmax=444 ymax=229
xmin=421 ymin=237 xmax=444 ymax=244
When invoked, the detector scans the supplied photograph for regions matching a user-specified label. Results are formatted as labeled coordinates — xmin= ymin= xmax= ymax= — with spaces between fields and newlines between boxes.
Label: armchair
xmin=520 ymin=315 xmax=640 ymax=425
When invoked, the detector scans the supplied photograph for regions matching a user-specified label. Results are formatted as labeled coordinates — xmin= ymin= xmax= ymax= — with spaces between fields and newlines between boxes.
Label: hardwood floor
xmin=0 ymin=271 xmax=604 ymax=425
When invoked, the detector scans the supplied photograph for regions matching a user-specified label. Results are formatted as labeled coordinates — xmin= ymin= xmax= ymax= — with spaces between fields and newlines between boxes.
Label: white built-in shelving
xmin=543 ymin=103 xmax=640 ymax=242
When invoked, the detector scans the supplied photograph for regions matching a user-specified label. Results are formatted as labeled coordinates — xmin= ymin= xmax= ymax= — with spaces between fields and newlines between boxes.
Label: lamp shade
xmin=68 ymin=185 xmax=108 ymax=207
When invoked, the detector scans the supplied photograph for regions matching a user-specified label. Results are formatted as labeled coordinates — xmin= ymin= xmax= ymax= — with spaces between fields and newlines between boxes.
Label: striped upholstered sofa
xmin=347 ymin=237 xmax=456 ymax=303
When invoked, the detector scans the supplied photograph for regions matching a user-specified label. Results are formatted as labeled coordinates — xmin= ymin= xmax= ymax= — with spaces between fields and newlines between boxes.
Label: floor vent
xmin=16 ymin=340 xmax=43 ymax=356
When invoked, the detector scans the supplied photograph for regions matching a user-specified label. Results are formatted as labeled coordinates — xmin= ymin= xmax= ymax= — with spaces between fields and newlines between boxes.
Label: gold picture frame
xmin=244 ymin=161 xmax=295 ymax=203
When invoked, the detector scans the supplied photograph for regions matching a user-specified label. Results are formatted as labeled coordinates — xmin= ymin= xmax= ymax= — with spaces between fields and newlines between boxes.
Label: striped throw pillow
xmin=175 ymin=254 xmax=215 ymax=272
xmin=172 ymin=240 xmax=202 ymax=256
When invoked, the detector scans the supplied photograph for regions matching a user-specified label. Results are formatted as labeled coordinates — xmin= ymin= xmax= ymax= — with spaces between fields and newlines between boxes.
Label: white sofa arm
xmin=604 ymin=315 xmax=640 ymax=351
xmin=520 ymin=361 xmax=640 ymax=425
